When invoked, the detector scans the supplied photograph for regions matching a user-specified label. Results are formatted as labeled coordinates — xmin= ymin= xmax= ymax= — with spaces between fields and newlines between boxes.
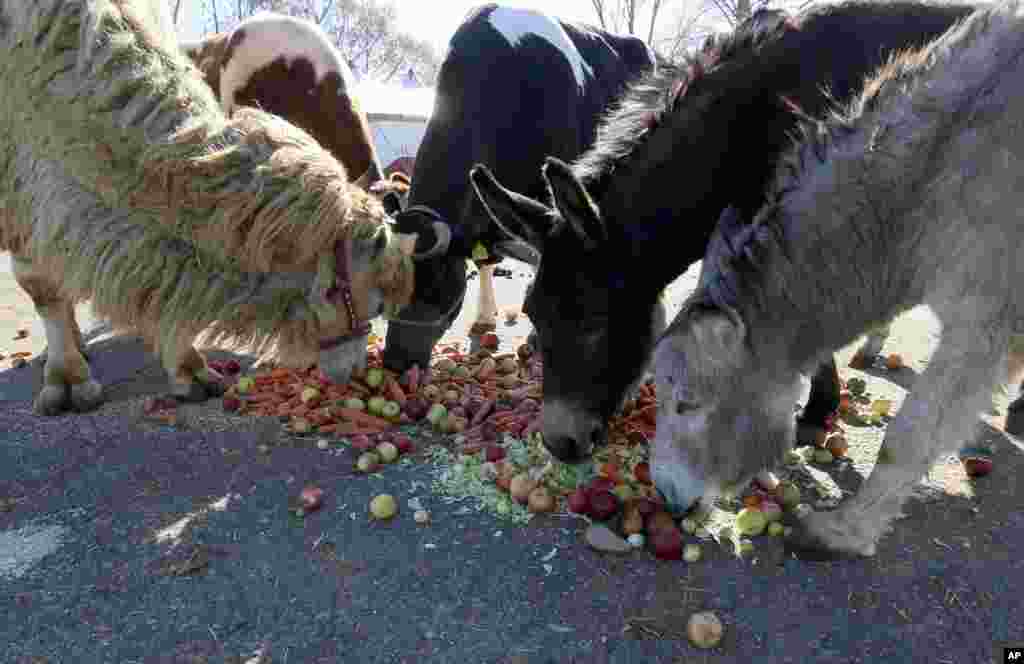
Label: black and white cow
xmin=384 ymin=3 xmax=658 ymax=373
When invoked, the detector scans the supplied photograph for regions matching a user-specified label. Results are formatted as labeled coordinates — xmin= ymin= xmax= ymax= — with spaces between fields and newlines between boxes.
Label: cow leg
xmin=160 ymin=339 xmax=225 ymax=402
xmin=1002 ymin=335 xmax=1024 ymax=435
xmin=470 ymin=262 xmax=498 ymax=333
xmin=786 ymin=326 xmax=999 ymax=558
xmin=848 ymin=322 xmax=892 ymax=369
xmin=796 ymin=356 xmax=842 ymax=445
xmin=12 ymin=255 xmax=104 ymax=415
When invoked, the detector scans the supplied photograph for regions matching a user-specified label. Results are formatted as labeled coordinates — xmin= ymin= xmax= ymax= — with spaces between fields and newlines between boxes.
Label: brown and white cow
xmin=181 ymin=12 xmax=387 ymax=194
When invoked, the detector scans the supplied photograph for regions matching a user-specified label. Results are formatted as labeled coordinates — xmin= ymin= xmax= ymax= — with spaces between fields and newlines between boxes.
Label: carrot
xmin=385 ymin=378 xmax=407 ymax=405
xmin=335 ymin=408 xmax=393 ymax=430
xmin=348 ymin=381 xmax=372 ymax=397
xmin=246 ymin=392 xmax=282 ymax=403
xmin=476 ymin=357 xmax=497 ymax=381
xmin=406 ymin=364 xmax=421 ymax=395
xmin=316 ymin=423 xmax=341 ymax=434
xmin=270 ymin=368 xmax=292 ymax=380
xmin=334 ymin=422 xmax=389 ymax=435
xmin=471 ymin=399 xmax=495 ymax=427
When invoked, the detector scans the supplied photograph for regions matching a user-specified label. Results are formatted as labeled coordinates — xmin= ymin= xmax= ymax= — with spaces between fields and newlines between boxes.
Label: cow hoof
xmin=1006 ymin=396 xmax=1024 ymax=437
xmin=796 ymin=420 xmax=826 ymax=447
xmin=782 ymin=512 xmax=874 ymax=559
xmin=69 ymin=380 xmax=104 ymax=413
xmin=34 ymin=384 xmax=70 ymax=416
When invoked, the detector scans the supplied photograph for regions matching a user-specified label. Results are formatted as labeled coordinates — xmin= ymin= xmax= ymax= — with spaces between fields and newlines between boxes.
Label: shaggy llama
xmin=0 ymin=0 xmax=415 ymax=415
xmin=651 ymin=0 xmax=1024 ymax=558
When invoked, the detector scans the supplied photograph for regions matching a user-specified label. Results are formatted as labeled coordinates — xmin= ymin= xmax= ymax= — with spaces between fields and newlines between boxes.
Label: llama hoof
xmin=172 ymin=381 xmax=212 ymax=403
xmin=34 ymin=384 xmax=70 ymax=416
xmin=69 ymin=380 xmax=104 ymax=412
xmin=196 ymin=369 xmax=226 ymax=397
xmin=782 ymin=511 xmax=875 ymax=559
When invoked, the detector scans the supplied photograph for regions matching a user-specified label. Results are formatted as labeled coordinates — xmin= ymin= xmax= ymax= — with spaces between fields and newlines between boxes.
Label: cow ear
xmin=542 ymin=157 xmax=606 ymax=250
xmin=470 ymin=164 xmax=553 ymax=251
xmin=493 ymin=239 xmax=541 ymax=267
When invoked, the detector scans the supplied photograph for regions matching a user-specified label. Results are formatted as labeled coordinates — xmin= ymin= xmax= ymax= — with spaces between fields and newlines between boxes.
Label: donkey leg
xmin=469 ymin=262 xmax=498 ymax=334
xmin=162 ymin=340 xmax=225 ymax=402
xmin=787 ymin=332 xmax=1000 ymax=558
xmin=796 ymin=356 xmax=842 ymax=445
xmin=12 ymin=255 xmax=104 ymax=415
xmin=848 ymin=322 xmax=892 ymax=369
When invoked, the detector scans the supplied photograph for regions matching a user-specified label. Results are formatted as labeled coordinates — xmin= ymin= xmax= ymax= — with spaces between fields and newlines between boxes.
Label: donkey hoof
xmin=69 ymin=380 xmax=104 ymax=413
xmin=782 ymin=512 xmax=873 ymax=559
xmin=34 ymin=384 xmax=70 ymax=416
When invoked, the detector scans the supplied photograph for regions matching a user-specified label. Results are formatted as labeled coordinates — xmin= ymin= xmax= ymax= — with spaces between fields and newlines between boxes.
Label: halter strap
xmin=318 ymin=235 xmax=372 ymax=351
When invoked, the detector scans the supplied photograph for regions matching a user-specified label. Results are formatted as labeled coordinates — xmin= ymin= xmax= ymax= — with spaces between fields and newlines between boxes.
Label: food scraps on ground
xmin=370 ymin=494 xmax=398 ymax=520
xmin=299 ymin=486 xmax=324 ymax=512
xmin=687 ymin=611 xmax=724 ymax=649
xmin=414 ymin=509 xmax=431 ymax=524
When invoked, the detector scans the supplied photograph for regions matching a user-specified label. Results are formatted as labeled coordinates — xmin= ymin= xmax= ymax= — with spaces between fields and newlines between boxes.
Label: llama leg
xmin=12 ymin=255 xmax=103 ymax=415
xmin=470 ymin=262 xmax=498 ymax=333
xmin=786 ymin=332 xmax=999 ymax=558
xmin=797 ymin=356 xmax=842 ymax=444
xmin=848 ymin=322 xmax=892 ymax=369
xmin=162 ymin=341 xmax=225 ymax=402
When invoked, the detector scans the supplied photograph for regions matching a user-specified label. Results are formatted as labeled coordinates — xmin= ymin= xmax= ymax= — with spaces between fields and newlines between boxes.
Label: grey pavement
xmin=0 ymin=260 xmax=1018 ymax=663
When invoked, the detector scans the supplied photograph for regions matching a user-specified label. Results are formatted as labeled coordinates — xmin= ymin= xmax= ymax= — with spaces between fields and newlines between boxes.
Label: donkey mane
xmin=571 ymin=7 xmax=794 ymax=198
xmin=701 ymin=4 xmax=982 ymax=316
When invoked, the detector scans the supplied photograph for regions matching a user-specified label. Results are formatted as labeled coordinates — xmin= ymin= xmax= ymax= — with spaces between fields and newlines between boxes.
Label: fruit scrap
xmin=300 ymin=486 xmax=324 ymax=512
xmin=687 ymin=612 xmax=724 ymax=648
xmin=369 ymin=494 xmax=398 ymax=520
xmin=735 ymin=508 xmax=767 ymax=536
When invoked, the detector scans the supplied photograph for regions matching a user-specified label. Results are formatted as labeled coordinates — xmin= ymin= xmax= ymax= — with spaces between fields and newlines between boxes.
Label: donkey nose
xmin=544 ymin=424 xmax=606 ymax=463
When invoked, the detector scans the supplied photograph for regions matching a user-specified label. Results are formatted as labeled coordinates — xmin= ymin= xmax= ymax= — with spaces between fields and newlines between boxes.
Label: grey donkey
xmin=649 ymin=0 xmax=1024 ymax=558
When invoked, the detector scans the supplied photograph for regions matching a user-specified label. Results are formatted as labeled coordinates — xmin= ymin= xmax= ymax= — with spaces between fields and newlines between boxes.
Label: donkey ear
xmin=470 ymin=163 xmax=553 ymax=251
xmin=542 ymin=156 xmax=606 ymax=250
xmin=698 ymin=206 xmax=747 ymax=290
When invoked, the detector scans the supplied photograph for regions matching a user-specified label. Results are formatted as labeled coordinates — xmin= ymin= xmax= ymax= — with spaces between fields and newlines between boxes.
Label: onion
xmin=527 ymin=487 xmax=556 ymax=513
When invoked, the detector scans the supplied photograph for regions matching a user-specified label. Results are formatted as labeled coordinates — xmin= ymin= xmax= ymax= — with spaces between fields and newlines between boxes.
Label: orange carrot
xmin=269 ymin=368 xmax=292 ymax=380
xmin=246 ymin=392 xmax=281 ymax=403
xmin=384 ymin=378 xmax=407 ymax=404
xmin=335 ymin=408 xmax=393 ymax=430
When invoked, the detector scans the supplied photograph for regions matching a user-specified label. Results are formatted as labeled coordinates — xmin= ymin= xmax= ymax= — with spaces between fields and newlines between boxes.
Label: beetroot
xmin=481 ymin=420 xmax=498 ymax=441
xmin=223 ymin=359 xmax=241 ymax=374
xmin=568 ymin=487 xmax=591 ymax=515
xmin=484 ymin=445 xmax=506 ymax=462
xmin=587 ymin=490 xmax=619 ymax=521
xmin=589 ymin=477 xmax=617 ymax=493
xmin=222 ymin=396 xmax=241 ymax=412
xmin=402 ymin=397 xmax=429 ymax=420
xmin=350 ymin=434 xmax=374 ymax=452
xmin=393 ymin=435 xmax=414 ymax=454
xmin=651 ymin=526 xmax=684 ymax=560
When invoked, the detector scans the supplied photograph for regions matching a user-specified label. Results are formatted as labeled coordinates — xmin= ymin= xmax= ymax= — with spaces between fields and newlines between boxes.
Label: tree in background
xmin=190 ymin=0 xmax=440 ymax=85
xmin=590 ymin=0 xmax=812 ymax=65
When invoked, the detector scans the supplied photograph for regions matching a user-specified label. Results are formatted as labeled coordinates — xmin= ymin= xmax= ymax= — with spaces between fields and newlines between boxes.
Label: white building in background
xmin=355 ymin=78 xmax=435 ymax=175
